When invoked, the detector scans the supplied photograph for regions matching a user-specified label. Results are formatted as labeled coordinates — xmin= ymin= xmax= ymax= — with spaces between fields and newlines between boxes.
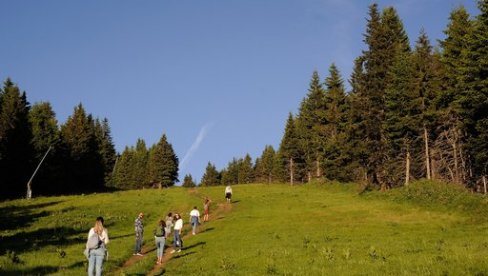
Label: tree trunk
xmin=405 ymin=148 xmax=410 ymax=186
xmin=307 ymin=171 xmax=312 ymax=183
xmin=289 ymin=158 xmax=294 ymax=186
xmin=316 ymin=159 xmax=321 ymax=178
xmin=423 ymin=125 xmax=431 ymax=180
xmin=452 ymin=133 xmax=459 ymax=184
xmin=483 ymin=175 xmax=487 ymax=195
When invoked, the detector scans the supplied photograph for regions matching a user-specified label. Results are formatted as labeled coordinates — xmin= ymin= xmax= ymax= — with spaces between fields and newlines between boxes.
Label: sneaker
xmin=170 ymin=250 xmax=175 ymax=254
xmin=176 ymin=249 xmax=181 ymax=253
xmin=192 ymin=232 xmax=195 ymax=235
xmin=136 ymin=253 xmax=144 ymax=256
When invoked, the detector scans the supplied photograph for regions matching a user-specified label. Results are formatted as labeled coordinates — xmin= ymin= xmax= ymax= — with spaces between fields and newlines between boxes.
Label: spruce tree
xmin=28 ymin=102 xmax=62 ymax=195
xmin=182 ymin=174 xmax=196 ymax=187
xmin=323 ymin=64 xmax=349 ymax=181
xmin=200 ymin=162 xmax=221 ymax=186
xmin=113 ymin=146 xmax=135 ymax=189
xmin=279 ymin=113 xmax=305 ymax=184
xmin=254 ymin=145 xmax=276 ymax=183
xmin=296 ymin=71 xmax=327 ymax=182
xmin=238 ymin=154 xmax=254 ymax=184
xmin=147 ymin=134 xmax=179 ymax=187
xmin=0 ymin=79 xmax=34 ymax=198
xmin=94 ymin=118 xmax=116 ymax=185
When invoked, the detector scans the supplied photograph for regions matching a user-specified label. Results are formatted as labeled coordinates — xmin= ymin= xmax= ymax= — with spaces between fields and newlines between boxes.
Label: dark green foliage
xmin=200 ymin=162 xmax=221 ymax=186
xmin=60 ymin=104 xmax=104 ymax=192
xmin=238 ymin=154 xmax=254 ymax=184
xmin=0 ymin=79 xmax=34 ymax=199
xmin=28 ymin=102 xmax=63 ymax=195
xmin=147 ymin=134 xmax=179 ymax=187
xmin=254 ymin=145 xmax=276 ymax=183
xmin=182 ymin=174 xmax=196 ymax=188
xmin=278 ymin=113 xmax=305 ymax=184
xmin=94 ymin=118 xmax=117 ymax=185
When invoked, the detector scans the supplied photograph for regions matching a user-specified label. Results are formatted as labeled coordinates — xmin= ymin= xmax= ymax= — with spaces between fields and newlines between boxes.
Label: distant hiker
xmin=154 ymin=219 xmax=166 ymax=265
xmin=225 ymin=185 xmax=233 ymax=203
xmin=165 ymin=212 xmax=174 ymax=238
xmin=134 ymin=212 xmax=144 ymax=256
xmin=86 ymin=216 xmax=109 ymax=276
xmin=189 ymin=206 xmax=201 ymax=235
xmin=171 ymin=213 xmax=183 ymax=253
xmin=203 ymin=197 xmax=211 ymax=222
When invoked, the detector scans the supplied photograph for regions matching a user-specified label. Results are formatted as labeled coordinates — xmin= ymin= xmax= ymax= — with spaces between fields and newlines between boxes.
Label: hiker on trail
xmin=189 ymin=206 xmax=201 ymax=235
xmin=225 ymin=185 xmax=233 ymax=203
xmin=87 ymin=216 xmax=109 ymax=276
xmin=154 ymin=219 xmax=166 ymax=265
xmin=164 ymin=212 xmax=174 ymax=239
xmin=203 ymin=197 xmax=211 ymax=222
xmin=171 ymin=213 xmax=183 ymax=253
xmin=134 ymin=212 xmax=144 ymax=256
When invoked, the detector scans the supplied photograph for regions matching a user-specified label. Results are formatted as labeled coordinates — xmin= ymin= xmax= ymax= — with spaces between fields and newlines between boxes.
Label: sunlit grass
xmin=2 ymin=182 xmax=488 ymax=275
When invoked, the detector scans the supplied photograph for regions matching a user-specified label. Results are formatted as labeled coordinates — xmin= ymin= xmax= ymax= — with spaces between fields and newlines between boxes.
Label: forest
xmin=1 ymin=1 xmax=488 ymax=198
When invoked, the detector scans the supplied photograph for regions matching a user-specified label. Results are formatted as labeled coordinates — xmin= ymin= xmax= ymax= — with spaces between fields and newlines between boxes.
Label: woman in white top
xmin=87 ymin=216 xmax=109 ymax=276
xmin=225 ymin=185 xmax=233 ymax=203
xmin=171 ymin=214 xmax=183 ymax=253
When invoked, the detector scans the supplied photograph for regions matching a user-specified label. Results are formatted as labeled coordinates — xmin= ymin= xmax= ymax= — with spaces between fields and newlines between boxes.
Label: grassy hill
xmin=1 ymin=182 xmax=488 ymax=275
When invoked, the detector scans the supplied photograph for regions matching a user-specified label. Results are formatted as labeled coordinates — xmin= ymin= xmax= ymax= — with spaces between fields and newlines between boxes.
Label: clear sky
xmin=0 ymin=0 xmax=480 ymax=183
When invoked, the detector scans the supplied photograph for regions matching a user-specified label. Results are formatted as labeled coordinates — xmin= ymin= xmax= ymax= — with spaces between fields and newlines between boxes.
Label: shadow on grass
xmin=0 ymin=201 xmax=63 ymax=231
xmin=200 ymin=227 xmax=214 ymax=233
xmin=173 ymin=251 xmax=196 ymax=259
xmin=109 ymin=233 xmax=133 ymax=240
xmin=1 ymin=265 xmax=60 ymax=275
xmin=0 ymin=226 xmax=86 ymax=255
xmin=184 ymin=241 xmax=206 ymax=250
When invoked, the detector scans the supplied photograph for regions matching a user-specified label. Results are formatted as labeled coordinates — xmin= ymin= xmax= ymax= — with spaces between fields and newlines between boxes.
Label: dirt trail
xmin=110 ymin=192 xmax=233 ymax=276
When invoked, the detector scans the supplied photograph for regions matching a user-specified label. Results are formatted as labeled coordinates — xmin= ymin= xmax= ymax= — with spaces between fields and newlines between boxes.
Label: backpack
xmin=154 ymin=225 xmax=165 ymax=237
xmin=86 ymin=233 xmax=101 ymax=249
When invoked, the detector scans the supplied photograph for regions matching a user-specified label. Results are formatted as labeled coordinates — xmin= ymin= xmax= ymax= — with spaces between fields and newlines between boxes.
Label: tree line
xmin=0 ymin=79 xmax=179 ymax=199
xmin=201 ymin=1 xmax=488 ymax=192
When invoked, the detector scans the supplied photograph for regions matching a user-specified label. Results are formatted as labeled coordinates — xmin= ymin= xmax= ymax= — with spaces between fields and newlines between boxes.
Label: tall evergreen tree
xmin=0 ymin=79 xmax=34 ymax=198
xmin=296 ymin=71 xmax=327 ymax=181
xmin=28 ymin=102 xmax=62 ymax=195
xmin=278 ymin=113 xmax=305 ymax=184
xmin=147 ymin=134 xmax=179 ymax=187
xmin=323 ymin=64 xmax=349 ymax=181
xmin=182 ymin=174 xmax=196 ymax=187
xmin=113 ymin=146 xmax=135 ymax=189
xmin=133 ymin=139 xmax=149 ymax=187
xmin=94 ymin=118 xmax=116 ymax=184
xmin=238 ymin=154 xmax=254 ymax=184
xmin=200 ymin=162 xmax=221 ymax=186
xmin=254 ymin=145 xmax=276 ymax=183
xmin=461 ymin=0 xmax=488 ymax=181
xmin=60 ymin=104 xmax=103 ymax=192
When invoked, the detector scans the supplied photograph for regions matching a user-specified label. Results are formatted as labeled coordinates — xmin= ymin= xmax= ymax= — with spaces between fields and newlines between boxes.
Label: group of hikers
xmin=85 ymin=185 xmax=233 ymax=276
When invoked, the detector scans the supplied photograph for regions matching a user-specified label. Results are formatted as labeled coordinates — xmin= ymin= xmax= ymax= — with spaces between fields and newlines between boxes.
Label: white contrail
xmin=180 ymin=122 xmax=214 ymax=171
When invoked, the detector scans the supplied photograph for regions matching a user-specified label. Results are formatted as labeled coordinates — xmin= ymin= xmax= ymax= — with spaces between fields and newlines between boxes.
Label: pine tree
xmin=461 ymin=0 xmax=488 ymax=181
xmin=28 ymin=102 xmax=62 ymax=195
xmin=238 ymin=154 xmax=254 ymax=184
xmin=323 ymin=64 xmax=349 ymax=181
xmin=147 ymin=134 xmax=179 ymax=187
xmin=438 ymin=6 xmax=473 ymax=185
xmin=94 ymin=118 xmax=116 ymax=185
xmin=113 ymin=146 xmax=135 ymax=189
xmin=254 ymin=145 xmax=276 ymax=183
xmin=60 ymin=104 xmax=103 ymax=192
xmin=0 ymin=79 xmax=34 ymax=198
xmin=200 ymin=162 xmax=221 ymax=186
xmin=182 ymin=174 xmax=196 ymax=187
xmin=296 ymin=71 xmax=327 ymax=182
xmin=278 ymin=113 xmax=305 ymax=184
xmin=133 ymin=139 xmax=149 ymax=187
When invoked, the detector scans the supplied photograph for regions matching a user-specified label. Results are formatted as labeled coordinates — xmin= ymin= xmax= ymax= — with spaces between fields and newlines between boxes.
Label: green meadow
xmin=1 ymin=182 xmax=488 ymax=275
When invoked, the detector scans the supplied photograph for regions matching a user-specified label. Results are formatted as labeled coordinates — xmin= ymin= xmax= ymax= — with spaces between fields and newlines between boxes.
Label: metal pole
xmin=26 ymin=146 xmax=52 ymax=199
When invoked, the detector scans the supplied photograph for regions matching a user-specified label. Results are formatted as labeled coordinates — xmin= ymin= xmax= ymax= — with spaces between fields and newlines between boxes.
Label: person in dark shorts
xmin=225 ymin=185 xmax=232 ymax=203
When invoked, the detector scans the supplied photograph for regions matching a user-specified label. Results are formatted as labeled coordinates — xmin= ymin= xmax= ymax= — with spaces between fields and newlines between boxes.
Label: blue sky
xmin=0 ymin=0 xmax=479 ymax=183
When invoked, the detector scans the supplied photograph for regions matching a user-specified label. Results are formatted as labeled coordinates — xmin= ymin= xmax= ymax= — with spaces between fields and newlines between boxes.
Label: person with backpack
xmin=154 ymin=219 xmax=166 ymax=264
xmin=134 ymin=212 xmax=144 ymax=256
xmin=164 ymin=212 xmax=173 ymax=239
xmin=86 ymin=216 xmax=109 ymax=276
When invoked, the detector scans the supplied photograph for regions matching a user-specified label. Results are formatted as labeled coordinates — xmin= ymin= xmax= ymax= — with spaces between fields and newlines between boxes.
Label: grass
xmin=2 ymin=182 xmax=488 ymax=275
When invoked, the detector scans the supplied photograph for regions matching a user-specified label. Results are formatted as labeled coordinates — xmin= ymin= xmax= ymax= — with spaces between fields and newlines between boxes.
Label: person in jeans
xmin=189 ymin=206 xmax=200 ymax=235
xmin=154 ymin=219 xmax=166 ymax=264
xmin=171 ymin=213 xmax=183 ymax=253
xmin=87 ymin=216 xmax=109 ymax=276
xmin=164 ymin=212 xmax=173 ymax=238
xmin=134 ymin=212 xmax=144 ymax=256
